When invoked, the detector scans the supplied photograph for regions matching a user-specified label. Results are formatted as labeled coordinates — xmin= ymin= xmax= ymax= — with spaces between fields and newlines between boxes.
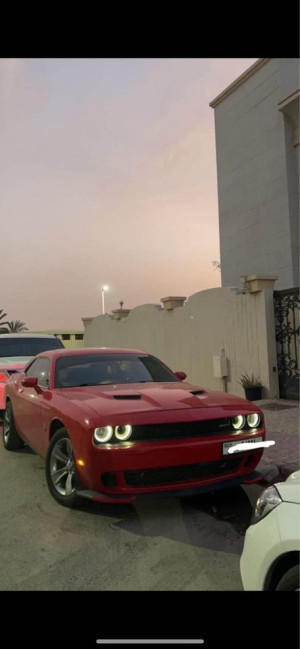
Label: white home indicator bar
xmin=96 ymin=642 xmax=204 ymax=645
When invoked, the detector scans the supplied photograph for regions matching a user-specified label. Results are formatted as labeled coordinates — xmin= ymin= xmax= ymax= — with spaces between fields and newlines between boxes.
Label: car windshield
xmin=55 ymin=353 xmax=179 ymax=388
xmin=0 ymin=337 xmax=64 ymax=358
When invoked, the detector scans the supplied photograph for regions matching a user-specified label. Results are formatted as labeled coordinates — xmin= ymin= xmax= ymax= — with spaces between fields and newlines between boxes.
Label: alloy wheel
xmin=49 ymin=437 xmax=76 ymax=497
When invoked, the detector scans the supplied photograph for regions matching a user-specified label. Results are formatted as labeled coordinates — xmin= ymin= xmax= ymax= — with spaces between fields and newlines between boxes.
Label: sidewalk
xmin=254 ymin=399 xmax=300 ymax=483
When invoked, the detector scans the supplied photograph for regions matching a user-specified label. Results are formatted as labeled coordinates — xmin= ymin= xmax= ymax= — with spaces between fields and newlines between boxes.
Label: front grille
xmin=130 ymin=419 xmax=234 ymax=442
xmin=102 ymin=472 xmax=117 ymax=487
xmin=124 ymin=457 xmax=241 ymax=487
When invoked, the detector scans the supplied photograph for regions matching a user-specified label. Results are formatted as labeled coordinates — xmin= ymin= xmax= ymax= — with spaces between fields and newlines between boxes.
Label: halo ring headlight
xmin=115 ymin=425 xmax=132 ymax=441
xmin=94 ymin=426 xmax=113 ymax=443
xmin=247 ymin=413 xmax=261 ymax=428
xmin=232 ymin=415 xmax=246 ymax=430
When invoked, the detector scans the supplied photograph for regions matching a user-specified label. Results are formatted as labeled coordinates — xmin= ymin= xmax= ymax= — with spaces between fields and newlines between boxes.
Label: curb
xmin=257 ymin=460 xmax=299 ymax=484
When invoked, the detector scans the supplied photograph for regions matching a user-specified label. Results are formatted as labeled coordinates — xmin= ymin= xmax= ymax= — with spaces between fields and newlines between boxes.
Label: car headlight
xmin=94 ymin=426 xmax=113 ymax=443
xmin=115 ymin=425 xmax=132 ymax=441
xmin=247 ymin=413 xmax=261 ymax=428
xmin=232 ymin=415 xmax=246 ymax=430
xmin=252 ymin=486 xmax=282 ymax=524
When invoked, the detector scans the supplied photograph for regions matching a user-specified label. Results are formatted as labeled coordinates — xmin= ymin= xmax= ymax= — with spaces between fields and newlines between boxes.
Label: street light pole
xmin=101 ymin=285 xmax=109 ymax=314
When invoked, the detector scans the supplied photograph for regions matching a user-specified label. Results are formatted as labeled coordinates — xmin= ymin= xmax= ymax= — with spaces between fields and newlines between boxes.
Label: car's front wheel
xmin=275 ymin=565 xmax=299 ymax=591
xmin=45 ymin=428 xmax=82 ymax=508
xmin=3 ymin=401 xmax=24 ymax=450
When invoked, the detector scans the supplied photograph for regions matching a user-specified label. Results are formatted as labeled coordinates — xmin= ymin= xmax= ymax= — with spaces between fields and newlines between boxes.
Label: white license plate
xmin=223 ymin=436 xmax=263 ymax=455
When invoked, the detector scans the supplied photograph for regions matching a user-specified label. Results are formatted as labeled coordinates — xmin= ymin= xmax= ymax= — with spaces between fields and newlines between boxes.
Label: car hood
xmin=276 ymin=470 xmax=300 ymax=504
xmin=56 ymin=382 xmax=258 ymax=416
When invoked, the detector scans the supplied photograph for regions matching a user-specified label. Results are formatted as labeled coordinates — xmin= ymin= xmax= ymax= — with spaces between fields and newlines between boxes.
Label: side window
xmin=26 ymin=358 xmax=50 ymax=388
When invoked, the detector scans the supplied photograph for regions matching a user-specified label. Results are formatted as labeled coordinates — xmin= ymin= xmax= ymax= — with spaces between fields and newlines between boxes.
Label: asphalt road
xmin=0 ymin=429 xmax=264 ymax=592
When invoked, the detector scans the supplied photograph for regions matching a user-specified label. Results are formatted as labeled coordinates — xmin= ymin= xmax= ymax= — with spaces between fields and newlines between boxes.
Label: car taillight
xmin=0 ymin=373 xmax=8 ymax=383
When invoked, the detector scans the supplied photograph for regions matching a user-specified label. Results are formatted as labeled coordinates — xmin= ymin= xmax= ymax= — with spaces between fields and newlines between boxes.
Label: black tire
xmin=45 ymin=428 xmax=82 ymax=508
xmin=275 ymin=565 xmax=299 ymax=591
xmin=3 ymin=401 xmax=24 ymax=450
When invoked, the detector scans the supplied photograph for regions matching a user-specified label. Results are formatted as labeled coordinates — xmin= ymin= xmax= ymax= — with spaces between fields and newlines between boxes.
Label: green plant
xmin=6 ymin=320 xmax=28 ymax=333
xmin=239 ymin=373 xmax=262 ymax=388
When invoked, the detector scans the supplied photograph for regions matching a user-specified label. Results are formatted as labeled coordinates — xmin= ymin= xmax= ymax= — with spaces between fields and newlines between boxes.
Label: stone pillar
xmin=160 ymin=296 xmax=186 ymax=311
xmin=244 ymin=275 xmax=278 ymax=293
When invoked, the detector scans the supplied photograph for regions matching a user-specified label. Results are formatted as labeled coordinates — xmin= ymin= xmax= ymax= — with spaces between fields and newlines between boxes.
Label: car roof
xmin=35 ymin=347 xmax=149 ymax=358
xmin=0 ymin=333 xmax=59 ymax=339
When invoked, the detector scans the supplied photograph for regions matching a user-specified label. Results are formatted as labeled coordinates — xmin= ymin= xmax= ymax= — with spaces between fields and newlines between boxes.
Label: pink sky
xmin=1 ymin=58 xmax=257 ymax=330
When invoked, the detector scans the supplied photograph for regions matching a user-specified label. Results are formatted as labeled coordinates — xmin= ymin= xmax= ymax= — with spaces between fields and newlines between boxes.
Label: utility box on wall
xmin=213 ymin=355 xmax=228 ymax=378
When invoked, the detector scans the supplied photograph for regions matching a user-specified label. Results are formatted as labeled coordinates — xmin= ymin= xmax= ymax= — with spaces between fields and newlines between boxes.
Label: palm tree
xmin=0 ymin=309 xmax=9 ymax=333
xmin=5 ymin=320 xmax=28 ymax=333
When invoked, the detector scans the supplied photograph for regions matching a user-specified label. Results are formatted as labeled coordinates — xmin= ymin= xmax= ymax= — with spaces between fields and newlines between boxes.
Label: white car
xmin=240 ymin=470 xmax=300 ymax=590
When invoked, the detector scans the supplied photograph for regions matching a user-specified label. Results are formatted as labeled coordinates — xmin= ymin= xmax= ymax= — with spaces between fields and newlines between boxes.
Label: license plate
xmin=223 ymin=436 xmax=263 ymax=455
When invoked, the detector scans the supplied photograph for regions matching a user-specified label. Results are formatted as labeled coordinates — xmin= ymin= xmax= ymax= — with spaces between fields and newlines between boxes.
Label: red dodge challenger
xmin=3 ymin=347 xmax=266 ymax=508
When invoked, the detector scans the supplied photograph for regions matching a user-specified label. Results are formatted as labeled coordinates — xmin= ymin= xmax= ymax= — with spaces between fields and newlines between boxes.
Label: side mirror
xmin=175 ymin=371 xmax=187 ymax=381
xmin=22 ymin=376 xmax=42 ymax=392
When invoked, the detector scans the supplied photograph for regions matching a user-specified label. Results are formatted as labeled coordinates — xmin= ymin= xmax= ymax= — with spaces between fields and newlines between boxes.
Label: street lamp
xmin=101 ymin=285 xmax=109 ymax=314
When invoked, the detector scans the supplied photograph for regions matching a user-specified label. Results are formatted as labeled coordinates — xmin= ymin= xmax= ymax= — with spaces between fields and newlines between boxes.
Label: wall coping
xmin=244 ymin=274 xmax=278 ymax=293
xmin=160 ymin=296 xmax=186 ymax=310
xmin=111 ymin=308 xmax=131 ymax=320
xmin=209 ymin=58 xmax=270 ymax=108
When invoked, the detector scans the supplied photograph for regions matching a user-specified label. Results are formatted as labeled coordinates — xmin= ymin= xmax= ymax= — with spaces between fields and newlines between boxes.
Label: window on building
xmin=75 ymin=334 xmax=84 ymax=340
xmin=61 ymin=334 xmax=71 ymax=340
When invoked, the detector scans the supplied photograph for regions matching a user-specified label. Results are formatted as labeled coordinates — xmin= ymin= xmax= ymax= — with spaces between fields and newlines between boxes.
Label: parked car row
xmin=1 ymin=337 xmax=299 ymax=590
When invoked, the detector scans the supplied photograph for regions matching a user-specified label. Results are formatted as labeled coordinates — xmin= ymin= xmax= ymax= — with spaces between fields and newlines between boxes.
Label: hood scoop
xmin=190 ymin=390 xmax=206 ymax=396
xmin=113 ymin=394 xmax=142 ymax=400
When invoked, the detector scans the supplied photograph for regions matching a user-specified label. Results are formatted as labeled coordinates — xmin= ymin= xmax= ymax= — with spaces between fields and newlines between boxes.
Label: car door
xmin=13 ymin=356 xmax=51 ymax=454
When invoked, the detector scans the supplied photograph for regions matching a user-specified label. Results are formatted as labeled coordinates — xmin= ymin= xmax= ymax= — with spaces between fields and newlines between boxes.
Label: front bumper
xmin=77 ymin=470 xmax=263 ymax=504
xmin=240 ymin=500 xmax=300 ymax=590
xmin=240 ymin=507 xmax=282 ymax=590
xmin=77 ymin=430 xmax=265 ymax=502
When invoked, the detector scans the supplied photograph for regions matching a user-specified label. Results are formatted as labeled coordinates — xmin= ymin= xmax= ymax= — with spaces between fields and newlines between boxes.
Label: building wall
xmin=83 ymin=287 xmax=279 ymax=399
xmin=29 ymin=330 xmax=85 ymax=348
xmin=210 ymin=58 xmax=299 ymax=290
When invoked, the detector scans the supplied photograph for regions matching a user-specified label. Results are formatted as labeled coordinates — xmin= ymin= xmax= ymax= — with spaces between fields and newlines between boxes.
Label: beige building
xmin=29 ymin=330 xmax=84 ymax=348
xmin=210 ymin=58 xmax=299 ymax=290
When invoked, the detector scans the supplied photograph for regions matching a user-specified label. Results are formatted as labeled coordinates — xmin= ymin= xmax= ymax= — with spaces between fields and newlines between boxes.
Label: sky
xmin=1 ymin=58 xmax=257 ymax=331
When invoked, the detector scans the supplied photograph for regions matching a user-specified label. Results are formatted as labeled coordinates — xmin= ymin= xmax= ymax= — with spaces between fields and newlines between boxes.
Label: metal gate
xmin=274 ymin=288 xmax=300 ymax=400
